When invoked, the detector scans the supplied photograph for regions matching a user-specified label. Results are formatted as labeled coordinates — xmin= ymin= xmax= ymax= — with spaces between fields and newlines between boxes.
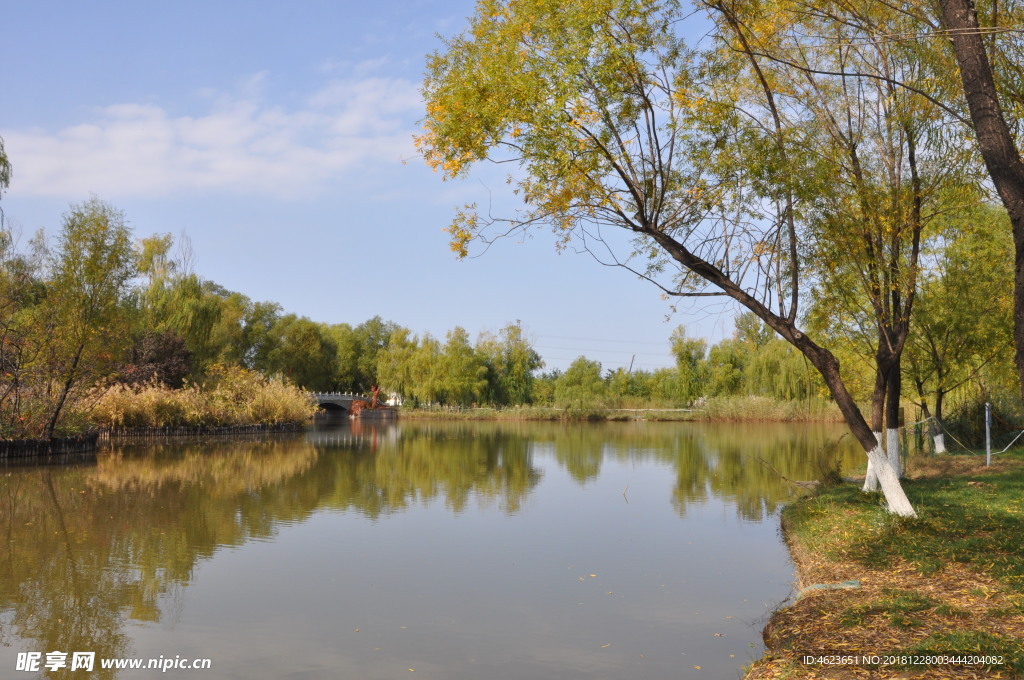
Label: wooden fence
xmin=0 ymin=433 xmax=100 ymax=459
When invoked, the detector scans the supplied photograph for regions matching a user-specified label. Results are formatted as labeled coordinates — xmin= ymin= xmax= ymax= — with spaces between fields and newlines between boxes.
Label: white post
xmin=986 ymin=402 xmax=992 ymax=467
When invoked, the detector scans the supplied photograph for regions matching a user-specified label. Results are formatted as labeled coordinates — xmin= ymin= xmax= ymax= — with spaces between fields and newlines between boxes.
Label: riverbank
xmin=399 ymin=396 xmax=845 ymax=422
xmin=746 ymin=451 xmax=1024 ymax=679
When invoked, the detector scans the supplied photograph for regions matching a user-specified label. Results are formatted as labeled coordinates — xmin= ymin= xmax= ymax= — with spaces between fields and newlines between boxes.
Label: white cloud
xmin=2 ymin=74 xmax=423 ymax=200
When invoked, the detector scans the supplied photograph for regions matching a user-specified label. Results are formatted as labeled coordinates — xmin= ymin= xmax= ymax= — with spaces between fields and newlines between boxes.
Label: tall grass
xmin=698 ymin=395 xmax=844 ymax=422
xmin=400 ymin=397 xmax=844 ymax=422
xmin=90 ymin=365 xmax=317 ymax=428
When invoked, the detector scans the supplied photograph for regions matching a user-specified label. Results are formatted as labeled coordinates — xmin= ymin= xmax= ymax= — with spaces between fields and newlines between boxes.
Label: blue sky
xmin=2 ymin=1 xmax=738 ymax=372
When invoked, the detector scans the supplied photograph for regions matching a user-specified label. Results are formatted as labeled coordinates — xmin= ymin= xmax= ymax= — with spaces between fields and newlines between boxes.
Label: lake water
xmin=0 ymin=419 xmax=862 ymax=679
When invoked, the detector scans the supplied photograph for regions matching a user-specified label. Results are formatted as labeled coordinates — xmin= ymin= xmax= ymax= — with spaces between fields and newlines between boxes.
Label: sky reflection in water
xmin=0 ymin=420 xmax=863 ymax=679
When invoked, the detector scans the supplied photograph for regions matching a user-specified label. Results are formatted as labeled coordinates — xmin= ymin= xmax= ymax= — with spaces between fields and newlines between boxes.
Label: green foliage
xmin=261 ymin=314 xmax=338 ymax=391
xmin=36 ymin=198 xmax=137 ymax=437
xmin=669 ymin=326 xmax=706 ymax=403
xmin=439 ymin=326 xmax=489 ymax=405
xmin=327 ymin=316 xmax=400 ymax=392
xmin=0 ymin=134 xmax=10 ymax=204
xmin=553 ymin=357 xmax=606 ymax=410
xmin=475 ymin=321 xmax=544 ymax=405
xmin=906 ymin=204 xmax=1018 ymax=426
xmin=419 ymin=0 xmax=705 ymax=263
xmin=375 ymin=327 xmax=418 ymax=401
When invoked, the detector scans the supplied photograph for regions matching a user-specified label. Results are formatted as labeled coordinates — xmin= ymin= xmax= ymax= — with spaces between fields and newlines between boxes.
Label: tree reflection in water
xmin=0 ymin=421 xmax=859 ymax=676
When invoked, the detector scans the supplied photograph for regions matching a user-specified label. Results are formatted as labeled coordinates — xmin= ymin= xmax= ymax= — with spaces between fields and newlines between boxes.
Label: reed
xmin=90 ymin=368 xmax=317 ymax=429
xmin=698 ymin=396 xmax=844 ymax=422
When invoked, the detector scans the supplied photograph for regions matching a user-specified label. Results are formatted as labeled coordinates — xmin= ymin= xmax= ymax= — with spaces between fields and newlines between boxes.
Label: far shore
xmin=396 ymin=396 xmax=846 ymax=423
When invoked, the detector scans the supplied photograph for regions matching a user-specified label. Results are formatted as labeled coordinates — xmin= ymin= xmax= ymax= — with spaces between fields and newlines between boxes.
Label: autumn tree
xmin=40 ymin=198 xmax=138 ymax=437
xmin=715 ymin=0 xmax=977 ymax=484
xmin=0 ymin=225 xmax=46 ymax=437
xmin=905 ymin=204 xmax=1015 ymax=451
xmin=420 ymin=0 xmax=917 ymax=513
xmin=712 ymin=0 xmax=1024 ymax=410
xmin=934 ymin=0 xmax=1024 ymax=404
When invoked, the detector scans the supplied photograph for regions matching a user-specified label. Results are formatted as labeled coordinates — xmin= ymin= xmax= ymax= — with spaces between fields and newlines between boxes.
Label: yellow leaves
xmin=444 ymin=204 xmax=480 ymax=259
xmin=672 ymin=88 xmax=708 ymax=114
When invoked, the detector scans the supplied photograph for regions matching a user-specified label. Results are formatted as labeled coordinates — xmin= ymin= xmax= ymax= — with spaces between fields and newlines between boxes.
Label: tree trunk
xmin=866 ymin=445 xmax=916 ymax=516
xmin=863 ymin=431 xmax=883 ymax=492
xmin=45 ymin=343 xmax=85 ymax=440
xmin=792 ymin=338 xmax=915 ymax=517
xmin=645 ymin=230 xmax=917 ymax=516
xmin=938 ymin=0 xmax=1024 ymax=405
xmin=885 ymin=358 xmax=903 ymax=477
xmin=863 ymin=350 xmax=893 ymax=490
xmin=934 ymin=390 xmax=948 ymax=453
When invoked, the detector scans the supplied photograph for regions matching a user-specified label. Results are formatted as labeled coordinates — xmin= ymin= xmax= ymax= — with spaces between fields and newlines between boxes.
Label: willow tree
xmin=716 ymin=0 xmax=976 ymax=484
xmin=726 ymin=0 xmax=1024 ymax=410
xmin=905 ymin=204 xmax=1015 ymax=452
xmin=419 ymin=0 xmax=917 ymax=514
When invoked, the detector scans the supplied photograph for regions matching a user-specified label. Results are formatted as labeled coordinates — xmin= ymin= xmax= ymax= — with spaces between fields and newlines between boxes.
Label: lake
xmin=0 ymin=419 xmax=863 ymax=679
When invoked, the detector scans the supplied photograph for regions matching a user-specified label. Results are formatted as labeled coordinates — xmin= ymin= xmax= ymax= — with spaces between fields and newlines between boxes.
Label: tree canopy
xmin=419 ymin=0 xmax=925 ymax=515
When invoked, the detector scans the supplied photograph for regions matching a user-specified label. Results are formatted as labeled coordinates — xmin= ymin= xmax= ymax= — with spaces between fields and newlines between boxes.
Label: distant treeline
xmin=2 ymin=198 xmax=1017 ymax=439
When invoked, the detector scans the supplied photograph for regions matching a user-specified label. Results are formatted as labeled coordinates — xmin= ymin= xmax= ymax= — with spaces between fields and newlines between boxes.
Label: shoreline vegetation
xmin=1 ymin=393 xmax=845 ymax=456
xmin=399 ymin=396 xmax=846 ymax=422
xmin=745 ymin=451 xmax=1024 ymax=679
xmin=2 ymin=366 xmax=318 ymax=457
xmin=89 ymin=366 xmax=318 ymax=430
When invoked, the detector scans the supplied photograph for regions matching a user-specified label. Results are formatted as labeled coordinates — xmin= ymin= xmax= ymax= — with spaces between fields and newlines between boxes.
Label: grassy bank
xmin=399 ymin=396 xmax=844 ymax=422
xmin=748 ymin=451 xmax=1024 ymax=679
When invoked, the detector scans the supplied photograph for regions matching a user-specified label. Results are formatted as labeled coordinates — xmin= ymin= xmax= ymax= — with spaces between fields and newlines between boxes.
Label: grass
xmin=747 ymin=450 xmax=1024 ymax=679
xmin=399 ymin=397 xmax=844 ymax=422
xmin=90 ymin=365 xmax=318 ymax=428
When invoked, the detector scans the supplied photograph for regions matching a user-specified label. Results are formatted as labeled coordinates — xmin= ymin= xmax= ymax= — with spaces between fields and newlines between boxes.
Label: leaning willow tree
xmin=418 ymin=0 xmax=917 ymax=515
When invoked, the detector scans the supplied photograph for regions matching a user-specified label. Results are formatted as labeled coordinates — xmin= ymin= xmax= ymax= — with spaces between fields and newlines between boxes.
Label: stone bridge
xmin=310 ymin=392 xmax=366 ymax=412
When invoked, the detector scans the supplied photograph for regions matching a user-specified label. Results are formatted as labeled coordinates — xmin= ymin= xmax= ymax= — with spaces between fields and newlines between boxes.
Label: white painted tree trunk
xmin=886 ymin=428 xmax=902 ymax=477
xmin=933 ymin=433 xmax=947 ymax=454
xmin=867 ymin=445 xmax=916 ymax=517
xmin=862 ymin=431 xmax=882 ymax=492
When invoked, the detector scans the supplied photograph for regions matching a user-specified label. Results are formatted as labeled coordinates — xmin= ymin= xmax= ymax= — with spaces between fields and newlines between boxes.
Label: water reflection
xmin=0 ymin=421 xmax=860 ymax=678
